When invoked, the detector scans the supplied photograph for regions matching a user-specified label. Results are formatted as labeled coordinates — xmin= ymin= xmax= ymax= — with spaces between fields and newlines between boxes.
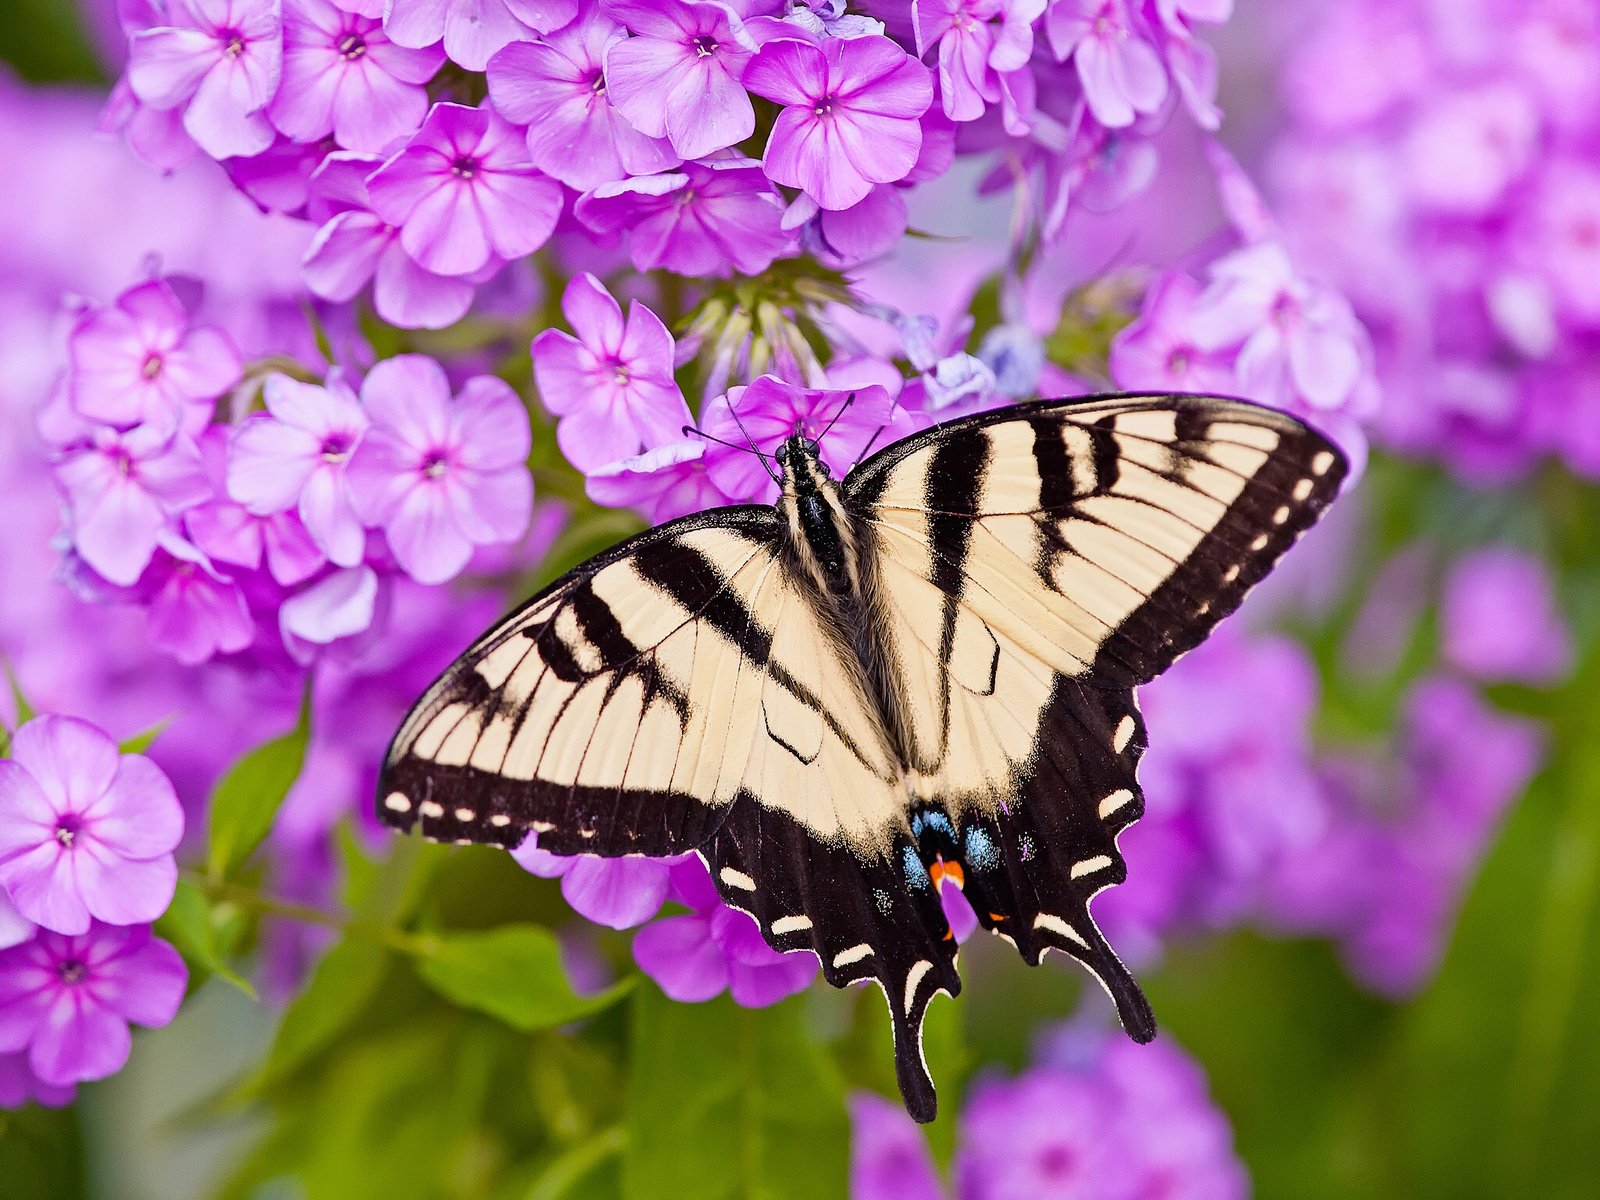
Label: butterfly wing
xmin=844 ymin=392 xmax=1346 ymax=1034
xmin=378 ymin=505 xmax=960 ymax=1117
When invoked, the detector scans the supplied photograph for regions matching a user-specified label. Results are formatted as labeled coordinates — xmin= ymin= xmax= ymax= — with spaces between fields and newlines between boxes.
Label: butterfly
xmin=377 ymin=391 xmax=1346 ymax=1122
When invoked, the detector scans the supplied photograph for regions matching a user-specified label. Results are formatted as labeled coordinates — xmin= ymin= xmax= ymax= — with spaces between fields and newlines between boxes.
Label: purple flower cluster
xmin=44 ymin=276 xmax=533 ymax=668
xmin=0 ymin=716 xmax=188 ymax=1103
xmin=852 ymin=1028 xmax=1246 ymax=1199
xmin=1268 ymin=0 xmax=1600 ymax=481
xmin=102 ymin=0 xmax=1236 ymax=330
xmin=1111 ymin=143 xmax=1379 ymax=466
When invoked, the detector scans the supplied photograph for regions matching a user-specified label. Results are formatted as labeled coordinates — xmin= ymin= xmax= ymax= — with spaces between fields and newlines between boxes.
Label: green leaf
xmin=0 ymin=1104 xmax=87 ymax=1200
xmin=246 ymin=935 xmax=391 ymax=1096
xmin=206 ymin=687 xmax=312 ymax=878
xmin=414 ymin=925 xmax=632 ymax=1031
xmin=119 ymin=715 xmax=172 ymax=756
xmin=155 ymin=878 xmax=256 ymax=998
xmin=624 ymin=988 xmax=849 ymax=1200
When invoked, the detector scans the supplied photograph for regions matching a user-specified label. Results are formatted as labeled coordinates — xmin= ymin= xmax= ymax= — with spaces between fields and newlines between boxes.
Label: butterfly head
xmin=775 ymin=434 xmax=827 ymax=481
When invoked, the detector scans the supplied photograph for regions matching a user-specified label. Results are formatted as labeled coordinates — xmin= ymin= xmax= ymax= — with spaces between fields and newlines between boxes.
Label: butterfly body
xmin=378 ymin=393 xmax=1348 ymax=1122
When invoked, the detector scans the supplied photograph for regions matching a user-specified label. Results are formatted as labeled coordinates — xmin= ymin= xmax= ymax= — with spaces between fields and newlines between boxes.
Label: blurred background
xmin=2 ymin=1 xmax=1599 ymax=1198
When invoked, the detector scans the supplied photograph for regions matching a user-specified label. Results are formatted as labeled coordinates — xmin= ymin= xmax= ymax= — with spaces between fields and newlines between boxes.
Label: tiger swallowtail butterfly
xmin=377 ymin=392 xmax=1347 ymax=1121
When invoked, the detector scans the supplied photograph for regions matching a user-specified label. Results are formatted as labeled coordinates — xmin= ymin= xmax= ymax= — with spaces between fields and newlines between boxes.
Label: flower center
xmin=57 ymin=959 xmax=87 ymax=986
xmin=1167 ymin=347 xmax=1190 ymax=375
xmin=220 ymin=29 xmax=246 ymax=57
xmin=589 ymin=72 xmax=606 ymax=95
xmin=54 ymin=815 xmax=81 ymax=849
xmin=338 ymin=33 xmax=367 ymax=60
xmin=813 ymin=95 xmax=837 ymax=118
xmin=420 ymin=450 xmax=451 ymax=479
xmin=1270 ymin=292 xmax=1299 ymax=327
xmin=141 ymin=351 xmax=165 ymax=380
xmin=612 ymin=362 xmax=631 ymax=385
xmin=1037 ymin=1144 xmax=1076 ymax=1180
xmin=451 ymin=155 xmax=479 ymax=180
xmin=321 ymin=432 xmax=354 ymax=462
xmin=107 ymin=446 xmax=136 ymax=477
xmin=693 ymin=36 xmax=718 ymax=57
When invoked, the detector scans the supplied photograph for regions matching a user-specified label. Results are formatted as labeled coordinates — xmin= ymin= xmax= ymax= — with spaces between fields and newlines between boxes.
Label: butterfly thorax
xmin=777 ymin=435 xmax=864 ymax=602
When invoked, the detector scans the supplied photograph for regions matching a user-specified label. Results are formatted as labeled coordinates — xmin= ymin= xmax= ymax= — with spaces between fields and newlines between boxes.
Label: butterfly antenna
xmin=684 ymin=418 xmax=781 ymax=485
xmin=851 ymin=420 xmax=890 ymax=471
xmin=816 ymin=391 xmax=857 ymax=443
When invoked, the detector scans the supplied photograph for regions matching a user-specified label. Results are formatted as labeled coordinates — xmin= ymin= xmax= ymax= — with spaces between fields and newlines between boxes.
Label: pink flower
xmin=68 ymin=279 xmax=243 ymax=434
xmin=127 ymin=0 xmax=284 ymax=159
xmin=745 ymin=34 xmax=933 ymax=210
xmin=603 ymin=0 xmax=760 ymax=161
xmin=0 ymin=717 xmax=184 ymax=936
xmin=912 ymin=0 xmax=1045 ymax=123
xmin=531 ymin=274 xmax=692 ymax=473
xmin=513 ymin=843 xmax=678 ymax=930
xmin=1046 ymin=0 xmax=1168 ymax=129
xmin=302 ymin=152 xmax=479 ymax=330
xmin=1187 ymin=241 xmax=1371 ymax=412
xmin=141 ymin=547 xmax=257 ymax=665
xmin=486 ymin=11 xmax=679 ymax=190
xmin=0 ymin=1051 xmax=75 ymax=1109
xmin=0 ymin=923 xmax=186 ymax=1088
xmin=1110 ymin=271 xmax=1240 ymax=395
xmin=585 ymin=438 xmax=734 ymax=523
xmin=367 ymin=102 xmax=564 ymax=277
xmin=53 ymin=425 xmax=212 ymax=587
xmin=186 ymin=429 xmax=327 ymax=585
xmin=0 ymin=893 xmax=36 ymax=953
xmin=631 ymin=859 xmax=816 ymax=1007
xmin=384 ymin=0 xmax=576 ymax=72
xmin=347 ymin=356 xmax=534 ymax=584
xmin=574 ymin=159 xmax=792 ymax=275
xmin=227 ymin=372 xmax=370 ymax=567
xmin=268 ymin=0 xmax=446 ymax=153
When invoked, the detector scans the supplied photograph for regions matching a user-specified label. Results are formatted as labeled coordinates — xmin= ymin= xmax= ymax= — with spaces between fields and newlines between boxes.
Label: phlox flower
xmin=53 ymin=424 xmax=212 ymax=588
xmin=347 ymin=355 xmax=534 ymax=585
xmin=367 ymin=102 xmax=564 ymax=277
xmin=0 ymin=1051 xmax=75 ymax=1109
xmin=513 ymin=843 xmax=679 ymax=930
xmin=585 ymin=439 xmax=735 ymax=523
xmin=602 ymin=0 xmax=761 ymax=162
xmin=531 ymin=274 xmax=692 ymax=473
xmin=486 ymin=11 xmax=679 ymax=190
xmin=1110 ymin=271 xmax=1240 ymax=396
xmin=141 ymin=543 xmax=257 ymax=665
xmin=0 ymin=717 xmax=184 ymax=936
xmin=783 ymin=185 xmax=909 ymax=267
xmin=279 ymin=564 xmax=381 ymax=658
xmin=1441 ymin=547 xmax=1571 ymax=687
xmin=0 ymin=893 xmax=36 ymax=953
xmin=575 ymin=159 xmax=793 ymax=275
xmin=631 ymin=859 xmax=817 ymax=1007
xmin=269 ymin=0 xmax=446 ymax=153
xmin=186 ymin=429 xmax=326 ymax=586
xmin=1187 ymin=241 xmax=1371 ymax=413
xmin=126 ymin=0 xmax=284 ymax=160
xmin=0 ymin=923 xmax=186 ymax=1088
xmin=227 ymin=372 xmax=370 ymax=567
xmin=302 ymin=152 xmax=479 ymax=330
xmin=1046 ymin=0 xmax=1169 ymax=129
xmin=384 ymin=0 xmax=576 ymax=71
xmin=69 ymin=279 xmax=243 ymax=433
xmin=912 ymin=0 xmax=1045 ymax=123
xmin=849 ymin=1092 xmax=945 ymax=1200
xmin=744 ymin=33 xmax=933 ymax=210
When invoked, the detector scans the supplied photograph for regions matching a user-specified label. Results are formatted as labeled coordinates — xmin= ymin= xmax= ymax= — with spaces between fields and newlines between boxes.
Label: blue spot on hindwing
xmin=901 ymin=846 xmax=931 ymax=890
xmin=964 ymin=825 xmax=1000 ymax=871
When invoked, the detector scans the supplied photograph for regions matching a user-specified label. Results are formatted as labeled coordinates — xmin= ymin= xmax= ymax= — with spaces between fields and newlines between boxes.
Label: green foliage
xmin=155 ymin=879 xmax=256 ymax=998
xmin=119 ymin=716 xmax=173 ymax=756
xmin=0 ymin=1104 xmax=86 ymax=1200
xmin=414 ymin=926 xmax=633 ymax=1032
xmin=624 ymin=988 xmax=850 ymax=1200
xmin=0 ymin=0 xmax=104 ymax=85
xmin=206 ymin=689 xmax=312 ymax=879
